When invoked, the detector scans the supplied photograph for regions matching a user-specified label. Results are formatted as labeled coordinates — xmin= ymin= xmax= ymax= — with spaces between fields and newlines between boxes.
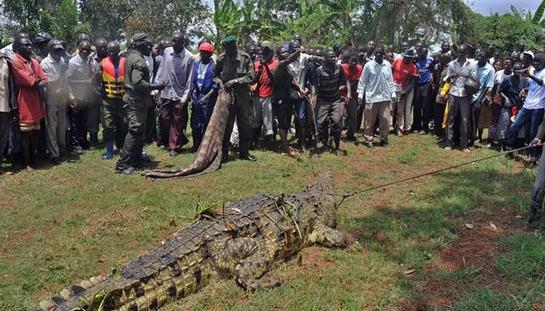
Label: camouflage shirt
xmin=213 ymin=50 xmax=255 ymax=90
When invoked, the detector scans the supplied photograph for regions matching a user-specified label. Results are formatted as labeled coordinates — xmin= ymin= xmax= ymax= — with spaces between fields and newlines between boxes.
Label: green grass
xmin=0 ymin=134 xmax=543 ymax=310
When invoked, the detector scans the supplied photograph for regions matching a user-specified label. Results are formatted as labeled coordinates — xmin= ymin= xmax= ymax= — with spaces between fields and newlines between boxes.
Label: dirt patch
xmin=408 ymin=205 xmax=527 ymax=310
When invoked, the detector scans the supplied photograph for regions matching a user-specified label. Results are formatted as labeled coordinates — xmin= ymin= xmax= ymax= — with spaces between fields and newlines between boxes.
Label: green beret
xmin=221 ymin=35 xmax=237 ymax=45
xmin=132 ymin=33 xmax=152 ymax=45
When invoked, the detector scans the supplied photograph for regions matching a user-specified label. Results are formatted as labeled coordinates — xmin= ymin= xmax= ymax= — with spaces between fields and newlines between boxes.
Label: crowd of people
xmin=1 ymin=30 xmax=545 ymax=176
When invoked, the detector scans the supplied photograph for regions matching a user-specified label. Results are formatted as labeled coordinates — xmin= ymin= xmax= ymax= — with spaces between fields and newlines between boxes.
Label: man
xmin=312 ymin=51 xmax=350 ymax=155
xmin=0 ymin=50 xmax=16 ymax=174
xmin=358 ymin=47 xmax=396 ymax=148
xmin=522 ymin=51 xmax=534 ymax=70
xmin=526 ymin=84 xmax=545 ymax=227
xmin=366 ymin=41 xmax=376 ymax=60
xmin=66 ymin=40 xmax=96 ymax=154
xmin=273 ymin=46 xmax=303 ymax=157
xmin=33 ymin=32 xmax=52 ymax=62
xmin=508 ymin=53 xmax=545 ymax=162
xmin=414 ymin=47 xmax=435 ymax=134
xmin=0 ymin=31 xmax=30 ymax=59
xmin=86 ymin=38 xmax=109 ymax=148
xmin=469 ymin=48 xmax=495 ymax=147
xmin=251 ymin=45 xmax=277 ymax=149
xmin=496 ymin=62 xmax=524 ymax=150
xmin=391 ymin=49 xmax=417 ymax=136
xmin=441 ymin=41 xmax=451 ymax=55
xmin=115 ymin=33 xmax=165 ymax=174
xmin=190 ymin=41 xmax=218 ymax=151
xmin=41 ymin=40 xmax=69 ymax=164
xmin=444 ymin=44 xmax=477 ymax=152
xmin=96 ymin=41 xmax=127 ymax=160
xmin=155 ymin=31 xmax=194 ymax=157
xmin=340 ymin=52 xmax=363 ymax=141
xmin=11 ymin=37 xmax=47 ymax=171
xmin=213 ymin=35 xmax=256 ymax=162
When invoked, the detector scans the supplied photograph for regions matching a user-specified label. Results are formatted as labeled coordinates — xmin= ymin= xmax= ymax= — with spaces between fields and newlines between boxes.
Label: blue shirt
xmin=472 ymin=62 xmax=495 ymax=101
xmin=416 ymin=56 xmax=433 ymax=84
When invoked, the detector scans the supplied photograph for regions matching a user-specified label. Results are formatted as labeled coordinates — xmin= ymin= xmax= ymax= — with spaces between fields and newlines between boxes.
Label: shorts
xmin=291 ymin=97 xmax=306 ymax=121
xmin=274 ymin=98 xmax=293 ymax=130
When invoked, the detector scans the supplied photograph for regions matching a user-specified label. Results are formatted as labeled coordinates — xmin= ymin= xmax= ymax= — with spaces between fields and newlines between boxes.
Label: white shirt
xmin=524 ymin=68 xmax=545 ymax=110
xmin=357 ymin=59 xmax=396 ymax=104
xmin=0 ymin=58 xmax=9 ymax=112
xmin=288 ymin=53 xmax=310 ymax=98
xmin=494 ymin=70 xmax=512 ymax=85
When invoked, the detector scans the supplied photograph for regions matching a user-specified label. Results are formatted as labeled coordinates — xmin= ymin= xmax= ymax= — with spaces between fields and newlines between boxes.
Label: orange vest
xmin=101 ymin=56 xmax=126 ymax=99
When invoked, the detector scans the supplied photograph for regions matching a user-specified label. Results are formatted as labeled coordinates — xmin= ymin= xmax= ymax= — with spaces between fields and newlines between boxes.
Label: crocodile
xmin=36 ymin=172 xmax=349 ymax=311
xmin=143 ymin=89 xmax=232 ymax=179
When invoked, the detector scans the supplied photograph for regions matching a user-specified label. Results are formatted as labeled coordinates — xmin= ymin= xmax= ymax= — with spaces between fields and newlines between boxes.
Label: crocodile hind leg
xmin=308 ymin=223 xmax=350 ymax=248
xmin=210 ymin=237 xmax=279 ymax=291
xmin=234 ymin=244 xmax=282 ymax=291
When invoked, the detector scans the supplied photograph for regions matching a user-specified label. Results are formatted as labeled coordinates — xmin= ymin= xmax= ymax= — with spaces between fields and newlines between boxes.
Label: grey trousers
xmin=489 ymin=106 xmax=511 ymax=141
xmin=0 ymin=112 xmax=9 ymax=162
xmin=315 ymin=98 xmax=345 ymax=143
xmin=446 ymin=95 xmax=471 ymax=149
xmin=394 ymin=89 xmax=414 ymax=132
xmin=45 ymin=100 xmax=67 ymax=158
xmin=251 ymin=96 xmax=274 ymax=136
xmin=364 ymin=100 xmax=390 ymax=142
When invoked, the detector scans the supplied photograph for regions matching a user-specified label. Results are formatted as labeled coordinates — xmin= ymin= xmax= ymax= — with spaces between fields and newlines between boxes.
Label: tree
xmin=79 ymin=0 xmax=134 ymax=40
xmin=124 ymin=0 xmax=209 ymax=42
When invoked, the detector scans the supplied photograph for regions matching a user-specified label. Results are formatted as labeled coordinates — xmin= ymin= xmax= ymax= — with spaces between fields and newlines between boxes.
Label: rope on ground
xmin=324 ymin=143 xmax=542 ymax=208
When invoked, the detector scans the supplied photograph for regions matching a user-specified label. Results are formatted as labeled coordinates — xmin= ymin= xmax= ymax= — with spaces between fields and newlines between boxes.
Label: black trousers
xmin=68 ymin=104 xmax=88 ymax=150
xmin=413 ymin=83 xmax=432 ymax=131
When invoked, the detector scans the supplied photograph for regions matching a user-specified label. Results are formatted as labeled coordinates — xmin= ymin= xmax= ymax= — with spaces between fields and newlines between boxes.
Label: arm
xmin=11 ymin=59 xmax=40 ymax=87
xmin=212 ymin=56 xmax=224 ymax=87
xmin=528 ymin=72 xmax=544 ymax=86
xmin=531 ymin=110 xmax=545 ymax=145
xmin=357 ymin=65 xmax=369 ymax=100
xmin=181 ymin=57 xmax=194 ymax=103
xmin=131 ymin=61 xmax=153 ymax=93
xmin=235 ymin=55 xmax=255 ymax=85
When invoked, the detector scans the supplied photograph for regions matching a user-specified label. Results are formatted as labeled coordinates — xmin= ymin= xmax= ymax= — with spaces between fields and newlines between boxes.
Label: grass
xmin=0 ymin=133 xmax=544 ymax=310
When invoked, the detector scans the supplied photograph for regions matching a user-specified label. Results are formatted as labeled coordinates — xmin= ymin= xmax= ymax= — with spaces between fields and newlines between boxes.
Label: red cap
xmin=199 ymin=42 xmax=214 ymax=53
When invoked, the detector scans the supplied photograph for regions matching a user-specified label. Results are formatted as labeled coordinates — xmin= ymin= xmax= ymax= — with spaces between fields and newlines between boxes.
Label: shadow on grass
xmin=341 ymin=162 xmax=535 ymax=308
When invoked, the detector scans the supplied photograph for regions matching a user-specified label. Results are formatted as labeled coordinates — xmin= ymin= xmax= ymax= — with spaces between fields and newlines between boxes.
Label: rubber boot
xmin=102 ymin=141 xmax=114 ymax=160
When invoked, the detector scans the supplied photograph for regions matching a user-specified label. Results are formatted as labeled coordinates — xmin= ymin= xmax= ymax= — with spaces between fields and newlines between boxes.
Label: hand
xmin=199 ymin=95 xmax=210 ymax=105
xmin=391 ymin=93 xmax=397 ymax=102
xmin=224 ymin=79 xmax=237 ymax=90
xmin=38 ymin=79 xmax=47 ymax=87
xmin=530 ymin=138 xmax=542 ymax=147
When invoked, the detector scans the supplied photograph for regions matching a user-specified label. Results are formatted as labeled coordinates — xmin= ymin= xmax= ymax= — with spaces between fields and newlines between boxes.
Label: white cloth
xmin=288 ymin=53 xmax=310 ymax=98
xmin=0 ymin=58 xmax=9 ymax=112
xmin=524 ymin=68 xmax=545 ymax=110
xmin=357 ymin=59 xmax=396 ymax=104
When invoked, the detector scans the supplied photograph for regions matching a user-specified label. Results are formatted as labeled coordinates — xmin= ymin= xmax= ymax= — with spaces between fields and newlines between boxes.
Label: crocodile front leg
xmin=308 ymin=223 xmax=350 ymax=248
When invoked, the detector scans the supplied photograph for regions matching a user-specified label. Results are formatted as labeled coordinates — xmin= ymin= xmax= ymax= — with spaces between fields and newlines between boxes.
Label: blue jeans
xmin=508 ymin=107 xmax=544 ymax=157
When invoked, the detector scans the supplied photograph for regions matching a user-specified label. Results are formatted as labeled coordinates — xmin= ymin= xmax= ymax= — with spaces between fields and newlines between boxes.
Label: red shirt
xmin=392 ymin=56 xmax=417 ymax=87
xmin=254 ymin=59 xmax=278 ymax=98
xmin=340 ymin=63 xmax=363 ymax=98
xmin=11 ymin=54 xmax=46 ymax=123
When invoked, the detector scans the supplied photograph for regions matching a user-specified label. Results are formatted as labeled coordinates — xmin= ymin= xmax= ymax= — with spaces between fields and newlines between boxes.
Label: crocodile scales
xmin=37 ymin=172 xmax=349 ymax=311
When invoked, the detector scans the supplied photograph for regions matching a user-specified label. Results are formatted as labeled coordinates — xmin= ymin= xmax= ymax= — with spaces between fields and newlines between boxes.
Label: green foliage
xmin=124 ymin=0 xmax=209 ymax=42
xmin=79 ymin=0 xmax=133 ymax=40
xmin=469 ymin=13 xmax=545 ymax=53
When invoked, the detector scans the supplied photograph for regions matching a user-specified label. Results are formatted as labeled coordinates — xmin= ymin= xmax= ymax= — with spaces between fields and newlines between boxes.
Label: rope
xmin=327 ymin=143 xmax=542 ymax=207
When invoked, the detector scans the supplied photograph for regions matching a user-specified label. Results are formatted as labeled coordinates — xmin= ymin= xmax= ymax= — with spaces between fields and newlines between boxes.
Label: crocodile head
xmin=304 ymin=172 xmax=338 ymax=228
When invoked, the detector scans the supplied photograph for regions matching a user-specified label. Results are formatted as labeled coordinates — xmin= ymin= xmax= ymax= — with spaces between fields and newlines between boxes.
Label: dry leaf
xmin=404 ymin=269 xmax=416 ymax=275
xmin=169 ymin=219 xmax=177 ymax=227
xmin=489 ymin=222 xmax=497 ymax=231
xmin=97 ymin=256 xmax=108 ymax=263
xmin=465 ymin=223 xmax=474 ymax=229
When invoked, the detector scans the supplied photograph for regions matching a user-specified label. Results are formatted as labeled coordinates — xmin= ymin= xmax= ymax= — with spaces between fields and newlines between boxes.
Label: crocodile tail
xmin=37 ymin=275 xmax=113 ymax=311
xmin=144 ymin=89 xmax=232 ymax=179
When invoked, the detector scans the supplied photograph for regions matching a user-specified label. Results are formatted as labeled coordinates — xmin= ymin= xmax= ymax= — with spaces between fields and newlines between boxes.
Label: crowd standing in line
xmin=3 ymin=30 xmax=545 ymax=226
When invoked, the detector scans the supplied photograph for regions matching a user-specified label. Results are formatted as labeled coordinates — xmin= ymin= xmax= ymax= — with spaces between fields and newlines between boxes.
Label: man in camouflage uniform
xmin=115 ymin=33 xmax=165 ymax=174
xmin=213 ymin=36 xmax=256 ymax=162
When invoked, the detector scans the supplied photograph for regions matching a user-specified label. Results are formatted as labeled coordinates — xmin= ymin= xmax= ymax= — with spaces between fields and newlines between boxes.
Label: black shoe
xmin=380 ymin=140 xmax=388 ymax=147
xmin=221 ymin=153 xmax=232 ymax=163
xmin=240 ymin=153 xmax=257 ymax=161
xmin=50 ymin=157 xmax=61 ymax=165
